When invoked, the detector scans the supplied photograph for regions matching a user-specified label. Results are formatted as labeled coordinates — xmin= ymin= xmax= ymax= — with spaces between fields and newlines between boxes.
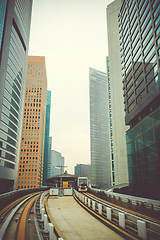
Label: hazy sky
xmin=28 ymin=0 xmax=114 ymax=174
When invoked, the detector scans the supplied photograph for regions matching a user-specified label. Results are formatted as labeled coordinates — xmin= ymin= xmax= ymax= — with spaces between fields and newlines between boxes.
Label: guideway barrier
xmin=74 ymin=190 xmax=160 ymax=240
xmin=0 ymin=192 xmax=40 ymax=240
xmin=34 ymin=191 xmax=64 ymax=240
xmin=90 ymin=188 xmax=160 ymax=217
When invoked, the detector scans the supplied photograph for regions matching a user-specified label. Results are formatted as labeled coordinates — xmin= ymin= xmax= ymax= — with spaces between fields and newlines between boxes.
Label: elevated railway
xmin=0 ymin=192 xmax=40 ymax=240
xmin=74 ymin=190 xmax=160 ymax=240
xmin=89 ymin=188 xmax=160 ymax=219
xmin=0 ymin=187 xmax=160 ymax=240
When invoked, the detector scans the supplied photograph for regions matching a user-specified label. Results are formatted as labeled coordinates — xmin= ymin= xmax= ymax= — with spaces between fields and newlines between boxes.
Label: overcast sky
xmin=28 ymin=0 xmax=114 ymax=174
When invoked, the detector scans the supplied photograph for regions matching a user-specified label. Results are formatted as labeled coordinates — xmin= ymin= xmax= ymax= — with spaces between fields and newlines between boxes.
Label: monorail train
xmin=77 ymin=177 xmax=88 ymax=192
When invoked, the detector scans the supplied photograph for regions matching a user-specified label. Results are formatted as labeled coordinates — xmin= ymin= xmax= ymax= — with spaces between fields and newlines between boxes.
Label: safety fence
xmin=74 ymin=190 xmax=160 ymax=240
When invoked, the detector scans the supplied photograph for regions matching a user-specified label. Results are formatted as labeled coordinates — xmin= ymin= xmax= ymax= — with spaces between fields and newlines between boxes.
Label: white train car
xmin=77 ymin=177 xmax=88 ymax=192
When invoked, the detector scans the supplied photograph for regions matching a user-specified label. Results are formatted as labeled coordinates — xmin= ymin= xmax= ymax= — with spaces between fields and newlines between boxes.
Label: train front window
xmin=79 ymin=179 xmax=87 ymax=185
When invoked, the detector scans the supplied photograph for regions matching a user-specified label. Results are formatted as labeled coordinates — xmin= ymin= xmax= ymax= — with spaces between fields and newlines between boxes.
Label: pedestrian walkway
xmin=48 ymin=196 xmax=124 ymax=240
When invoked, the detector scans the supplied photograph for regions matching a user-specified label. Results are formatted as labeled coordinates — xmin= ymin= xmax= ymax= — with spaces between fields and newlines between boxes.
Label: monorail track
xmin=84 ymin=192 xmax=160 ymax=225
xmin=74 ymin=190 xmax=160 ymax=240
xmin=0 ymin=192 xmax=41 ymax=240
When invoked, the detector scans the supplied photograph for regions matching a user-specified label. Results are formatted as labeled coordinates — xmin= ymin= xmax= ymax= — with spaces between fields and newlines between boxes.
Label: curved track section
xmin=74 ymin=190 xmax=160 ymax=240
xmin=85 ymin=192 xmax=160 ymax=225
xmin=0 ymin=192 xmax=40 ymax=240
xmin=90 ymin=188 xmax=160 ymax=218
xmin=16 ymin=194 xmax=39 ymax=240
xmin=0 ymin=193 xmax=36 ymax=224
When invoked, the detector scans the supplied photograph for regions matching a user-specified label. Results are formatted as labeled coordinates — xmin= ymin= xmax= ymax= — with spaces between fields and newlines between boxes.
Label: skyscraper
xmin=0 ymin=0 xmax=33 ymax=193
xmin=106 ymin=0 xmax=129 ymax=186
xmin=89 ymin=67 xmax=111 ymax=188
xmin=43 ymin=90 xmax=51 ymax=186
xmin=106 ymin=57 xmax=115 ymax=186
xmin=75 ymin=164 xmax=90 ymax=179
xmin=17 ymin=56 xmax=47 ymax=189
xmin=119 ymin=0 xmax=160 ymax=190
xmin=51 ymin=150 xmax=64 ymax=177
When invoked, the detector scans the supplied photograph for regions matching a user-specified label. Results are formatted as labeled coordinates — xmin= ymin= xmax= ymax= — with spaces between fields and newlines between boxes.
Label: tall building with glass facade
xmin=43 ymin=90 xmax=51 ymax=185
xmin=89 ymin=67 xmax=111 ymax=188
xmin=119 ymin=0 xmax=160 ymax=189
xmin=75 ymin=164 xmax=90 ymax=179
xmin=0 ymin=0 xmax=33 ymax=193
xmin=50 ymin=150 xmax=64 ymax=177
xmin=106 ymin=0 xmax=129 ymax=186
xmin=17 ymin=56 xmax=47 ymax=189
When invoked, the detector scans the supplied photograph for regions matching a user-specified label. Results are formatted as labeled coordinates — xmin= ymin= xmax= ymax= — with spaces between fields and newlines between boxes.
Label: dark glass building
xmin=119 ymin=0 xmax=160 ymax=195
xmin=43 ymin=90 xmax=51 ymax=185
xmin=0 ymin=0 xmax=33 ymax=193
xmin=75 ymin=164 xmax=90 ymax=179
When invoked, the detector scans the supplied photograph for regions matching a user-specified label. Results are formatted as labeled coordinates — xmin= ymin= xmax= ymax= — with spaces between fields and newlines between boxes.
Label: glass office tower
xmin=50 ymin=150 xmax=64 ymax=177
xmin=89 ymin=67 xmax=111 ymax=188
xmin=43 ymin=90 xmax=51 ymax=185
xmin=0 ymin=0 xmax=33 ymax=193
xmin=119 ymin=0 xmax=160 ymax=191
xmin=75 ymin=164 xmax=90 ymax=179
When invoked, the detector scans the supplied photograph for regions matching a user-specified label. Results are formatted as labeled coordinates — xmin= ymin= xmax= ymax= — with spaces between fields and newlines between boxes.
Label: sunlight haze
xmin=28 ymin=0 xmax=114 ymax=174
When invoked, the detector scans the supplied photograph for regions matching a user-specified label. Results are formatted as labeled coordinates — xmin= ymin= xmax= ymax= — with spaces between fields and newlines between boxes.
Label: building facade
xmin=0 ymin=0 xmax=33 ymax=193
xmin=50 ymin=150 xmax=64 ymax=177
xmin=47 ymin=136 xmax=52 ymax=178
xmin=43 ymin=90 xmax=51 ymax=185
xmin=119 ymin=0 xmax=160 ymax=189
xmin=106 ymin=57 xmax=116 ymax=186
xmin=17 ymin=56 xmax=47 ymax=189
xmin=75 ymin=164 xmax=90 ymax=179
xmin=106 ymin=0 xmax=129 ymax=186
xmin=89 ymin=67 xmax=111 ymax=188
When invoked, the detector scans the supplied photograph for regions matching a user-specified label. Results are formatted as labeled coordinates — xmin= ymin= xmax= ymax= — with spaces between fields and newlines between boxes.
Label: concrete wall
xmin=106 ymin=0 xmax=129 ymax=185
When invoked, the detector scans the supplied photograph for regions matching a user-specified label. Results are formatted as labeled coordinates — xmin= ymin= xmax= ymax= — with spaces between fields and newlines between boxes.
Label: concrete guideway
xmin=47 ymin=195 xmax=124 ymax=240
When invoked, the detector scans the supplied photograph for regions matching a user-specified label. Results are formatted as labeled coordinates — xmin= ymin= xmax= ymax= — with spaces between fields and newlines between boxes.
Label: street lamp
xmin=56 ymin=165 xmax=67 ymax=196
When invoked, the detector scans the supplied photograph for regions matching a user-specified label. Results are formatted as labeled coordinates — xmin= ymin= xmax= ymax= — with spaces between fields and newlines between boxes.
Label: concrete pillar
xmin=92 ymin=201 xmax=95 ymax=210
xmin=119 ymin=212 xmax=125 ymax=228
xmin=106 ymin=207 xmax=111 ymax=220
xmin=137 ymin=220 xmax=147 ymax=240
xmin=98 ymin=204 xmax=102 ymax=215
xmin=48 ymin=222 xmax=54 ymax=240
xmin=88 ymin=198 xmax=91 ymax=207
xmin=49 ymin=189 xmax=52 ymax=195
xmin=41 ymin=208 xmax=45 ymax=221
xmin=40 ymin=204 xmax=43 ymax=214
xmin=44 ymin=214 xmax=48 ymax=231
xmin=85 ymin=197 xmax=87 ymax=205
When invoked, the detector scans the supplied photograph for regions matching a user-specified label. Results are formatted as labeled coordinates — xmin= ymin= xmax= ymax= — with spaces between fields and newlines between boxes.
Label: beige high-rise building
xmin=17 ymin=56 xmax=47 ymax=189
xmin=106 ymin=0 xmax=129 ymax=185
